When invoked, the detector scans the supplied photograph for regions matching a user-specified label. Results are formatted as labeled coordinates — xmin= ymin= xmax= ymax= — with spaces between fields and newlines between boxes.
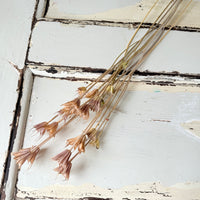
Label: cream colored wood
xmin=46 ymin=0 xmax=200 ymax=29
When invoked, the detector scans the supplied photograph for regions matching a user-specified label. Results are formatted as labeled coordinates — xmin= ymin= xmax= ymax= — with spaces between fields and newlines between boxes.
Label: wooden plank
xmin=16 ymin=76 xmax=200 ymax=199
xmin=0 ymin=0 xmax=37 ymax=195
xmin=36 ymin=0 xmax=48 ymax=19
xmin=3 ymin=69 xmax=34 ymax=200
xmin=0 ymin=64 xmax=19 ymax=187
xmin=28 ymin=21 xmax=200 ymax=75
xmin=45 ymin=0 xmax=200 ymax=29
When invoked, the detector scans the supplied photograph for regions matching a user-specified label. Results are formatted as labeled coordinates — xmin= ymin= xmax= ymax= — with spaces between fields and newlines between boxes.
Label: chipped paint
xmin=46 ymin=0 xmax=200 ymax=29
xmin=181 ymin=120 xmax=200 ymax=138
xmin=16 ymin=182 xmax=200 ymax=199
xmin=126 ymin=82 xmax=200 ymax=93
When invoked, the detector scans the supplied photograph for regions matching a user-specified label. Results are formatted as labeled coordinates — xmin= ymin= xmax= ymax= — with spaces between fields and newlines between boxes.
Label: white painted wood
xmin=0 ymin=0 xmax=36 ymax=69
xmin=0 ymin=0 xmax=36 ymax=188
xmin=46 ymin=0 xmax=200 ymax=29
xmin=4 ymin=69 xmax=34 ymax=200
xmin=28 ymin=21 xmax=200 ymax=74
xmin=0 ymin=63 xmax=19 ymax=185
xmin=36 ymin=0 xmax=47 ymax=19
xmin=16 ymin=182 xmax=200 ymax=200
xmin=16 ymin=76 xmax=200 ymax=199
xmin=28 ymin=64 xmax=200 ymax=86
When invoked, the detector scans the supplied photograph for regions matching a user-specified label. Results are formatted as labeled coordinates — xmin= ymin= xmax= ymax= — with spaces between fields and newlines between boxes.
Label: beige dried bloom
xmin=53 ymin=149 xmax=73 ymax=179
xmin=12 ymin=146 xmax=40 ymax=168
xmin=59 ymin=98 xmax=81 ymax=120
xmin=88 ymin=98 xmax=103 ymax=112
xmin=79 ymin=104 xmax=90 ymax=120
xmin=34 ymin=121 xmax=58 ymax=137
xmin=52 ymin=149 xmax=72 ymax=164
xmin=85 ymin=89 xmax=99 ymax=98
xmin=66 ymin=135 xmax=86 ymax=153
xmin=62 ymin=98 xmax=80 ymax=110
xmin=54 ymin=162 xmax=72 ymax=180
xmin=33 ymin=121 xmax=49 ymax=136
xmin=47 ymin=122 xmax=58 ymax=137
xmin=77 ymin=87 xmax=86 ymax=96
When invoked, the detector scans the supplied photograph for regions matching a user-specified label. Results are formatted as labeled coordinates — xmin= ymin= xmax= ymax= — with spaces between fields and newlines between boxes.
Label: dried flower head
xmin=66 ymin=135 xmax=86 ymax=153
xmin=53 ymin=149 xmax=73 ymax=179
xmin=52 ymin=149 xmax=72 ymax=164
xmin=77 ymin=87 xmax=86 ymax=96
xmin=85 ymin=89 xmax=99 ymax=98
xmin=88 ymin=98 xmax=103 ymax=112
xmin=59 ymin=98 xmax=81 ymax=119
xmin=12 ymin=146 xmax=40 ymax=168
xmin=47 ymin=122 xmax=58 ymax=137
xmin=62 ymin=98 xmax=80 ymax=110
xmin=33 ymin=121 xmax=49 ymax=136
xmin=54 ymin=162 xmax=72 ymax=180
xmin=86 ymin=128 xmax=97 ymax=138
xmin=79 ymin=104 xmax=90 ymax=120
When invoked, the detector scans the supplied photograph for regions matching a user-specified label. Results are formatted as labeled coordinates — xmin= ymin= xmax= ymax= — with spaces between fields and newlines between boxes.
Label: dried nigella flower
xmin=85 ymin=89 xmax=99 ymax=98
xmin=52 ymin=149 xmax=72 ymax=164
xmin=33 ymin=121 xmax=49 ymax=136
xmin=62 ymin=98 xmax=80 ymax=110
xmin=47 ymin=122 xmax=58 ymax=137
xmin=79 ymin=104 xmax=90 ymax=120
xmin=77 ymin=87 xmax=86 ymax=96
xmin=66 ymin=135 xmax=86 ymax=153
xmin=53 ymin=149 xmax=73 ymax=179
xmin=59 ymin=98 xmax=81 ymax=120
xmin=88 ymin=98 xmax=104 ymax=112
xmin=12 ymin=146 xmax=40 ymax=168
xmin=54 ymin=162 xmax=72 ymax=180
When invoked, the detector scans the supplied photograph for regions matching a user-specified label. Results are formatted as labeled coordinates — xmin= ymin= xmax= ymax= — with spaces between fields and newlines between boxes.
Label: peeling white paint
xmin=17 ymin=182 xmax=200 ymax=199
xmin=181 ymin=120 xmax=200 ymax=138
xmin=28 ymin=22 xmax=200 ymax=74
xmin=46 ymin=0 xmax=200 ymax=28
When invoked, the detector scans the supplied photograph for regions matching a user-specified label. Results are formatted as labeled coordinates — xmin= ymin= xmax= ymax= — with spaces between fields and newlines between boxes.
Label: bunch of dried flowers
xmin=13 ymin=0 xmax=192 ymax=179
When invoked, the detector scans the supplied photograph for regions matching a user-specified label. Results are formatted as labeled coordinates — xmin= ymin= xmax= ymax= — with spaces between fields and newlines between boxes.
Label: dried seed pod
xmin=85 ymin=89 xmax=98 ymax=98
xmin=77 ymin=87 xmax=86 ymax=96
xmin=106 ymin=85 xmax=115 ymax=94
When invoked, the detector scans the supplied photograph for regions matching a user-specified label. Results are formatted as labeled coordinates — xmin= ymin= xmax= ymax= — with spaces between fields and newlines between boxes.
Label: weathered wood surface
xmin=45 ymin=0 xmax=200 ymax=29
xmin=0 ymin=0 xmax=37 ymax=192
xmin=28 ymin=21 xmax=200 ymax=75
xmin=15 ymin=76 xmax=200 ymax=199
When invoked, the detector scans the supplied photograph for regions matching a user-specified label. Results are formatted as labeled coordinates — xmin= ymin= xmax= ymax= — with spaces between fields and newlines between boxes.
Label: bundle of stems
xmin=13 ymin=0 xmax=192 ymax=179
